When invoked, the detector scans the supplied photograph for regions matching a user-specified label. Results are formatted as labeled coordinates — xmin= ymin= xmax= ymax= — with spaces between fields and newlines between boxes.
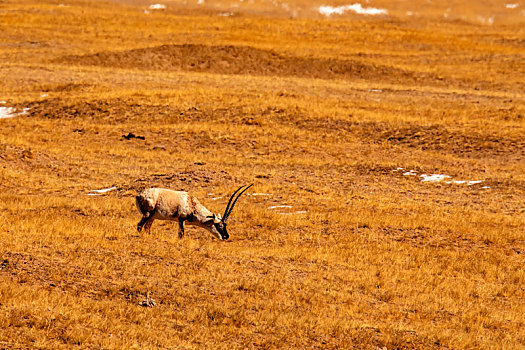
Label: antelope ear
xmin=211 ymin=213 xmax=222 ymax=224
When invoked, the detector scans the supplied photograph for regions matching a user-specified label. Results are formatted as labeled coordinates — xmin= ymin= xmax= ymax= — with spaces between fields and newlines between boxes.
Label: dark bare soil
xmin=59 ymin=44 xmax=452 ymax=85
xmin=23 ymin=98 xmax=525 ymax=160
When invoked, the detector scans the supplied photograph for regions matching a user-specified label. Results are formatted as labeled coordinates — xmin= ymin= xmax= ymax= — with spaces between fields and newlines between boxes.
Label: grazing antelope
xmin=135 ymin=184 xmax=253 ymax=240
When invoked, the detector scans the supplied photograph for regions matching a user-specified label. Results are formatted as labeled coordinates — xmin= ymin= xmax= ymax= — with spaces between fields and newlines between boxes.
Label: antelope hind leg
xmin=137 ymin=215 xmax=149 ymax=233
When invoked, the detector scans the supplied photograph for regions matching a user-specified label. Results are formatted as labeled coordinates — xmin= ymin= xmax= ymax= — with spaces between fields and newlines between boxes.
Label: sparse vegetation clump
xmin=0 ymin=0 xmax=524 ymax=348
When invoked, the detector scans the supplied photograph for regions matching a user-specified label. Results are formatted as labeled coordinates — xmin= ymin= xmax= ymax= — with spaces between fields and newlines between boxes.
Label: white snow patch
xmin=0 ymin=107 xmax=30 ymax=119
xmin=398 ymin=168 xmax=486 ymax=186
xmin=319 ymin=4 xmax=388 ymax=16
xmin=268 ymin=205 xmax=292 ymax=210
xmin=420 ymin=174 xmax=451 ymax=183
xmin=467 ymin=180 xmax=484 ymax=186
xmin=198 ymin=0 xmax=205 ymax=4
xmin=477 ymin=15 xmax=494 ymax=25
xmin=506 ymin=3 xmax=519 ymax=9
xmin=87 ymin=187 xmax=117 ymax=195
xmin=450 ymin=180 xmax=466 ymax=184
xmin=0 ymin=101 xmax=6 ymax=104
xmin=207 ymin=193 xmax=223 ymax=200
xmin=149 ymin=4 xmax=166 ymax=10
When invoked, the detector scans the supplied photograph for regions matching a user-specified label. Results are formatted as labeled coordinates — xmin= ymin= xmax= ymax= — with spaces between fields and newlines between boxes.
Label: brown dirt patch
xmin=0 ymin=143 xmax=64 ymax=174
xmin=23 ymin=98 xmax=254 ymax=125
xmin=0 ymin=251 xmax=101 ymax=298
xmin=375 ymin=123 xmax=525 ymax=157
xmin=0 ymin=250 xmax=171 ymax=306
xmin=131 ymin=168 xmax=234 ymax=192
xmin=58 ymin=44 xmax=442 ymax=85
xmin=23 ymin=98 xmax=171 ymax=122
xmin=21 ymin=98 xmax=525 ymax=161
xmin=288 ymin=115 xmax=525 ymax=159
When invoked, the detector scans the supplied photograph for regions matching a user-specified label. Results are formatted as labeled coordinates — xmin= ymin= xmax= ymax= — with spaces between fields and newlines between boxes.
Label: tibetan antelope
xmin=135 ymin=184 xmax=253 ymax=240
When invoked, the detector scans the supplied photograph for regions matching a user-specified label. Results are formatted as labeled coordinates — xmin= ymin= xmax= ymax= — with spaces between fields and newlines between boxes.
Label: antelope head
xmin=205 ymin=184 xmax=253 ymax=240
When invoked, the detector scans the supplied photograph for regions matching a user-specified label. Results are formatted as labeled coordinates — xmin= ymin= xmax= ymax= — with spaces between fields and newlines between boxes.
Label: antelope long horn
xmin=222 ymin=184 xmax=253 ymax=222
xmin=223 ymin=185 xmax=246 ymax=219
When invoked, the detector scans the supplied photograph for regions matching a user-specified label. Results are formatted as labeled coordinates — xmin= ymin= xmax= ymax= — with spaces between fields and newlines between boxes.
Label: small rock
xmin=122 ymin=132 xmax=145 ymax=140
xmin=0 ymin=259 xmax=9 ymax=269
xmin=139 ymin=298 xmax=156 ymax=307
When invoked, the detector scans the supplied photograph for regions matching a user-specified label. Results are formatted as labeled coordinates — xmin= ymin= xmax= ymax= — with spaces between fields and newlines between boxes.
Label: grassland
xmin=0 ymin=0 xmax=524 ymax=348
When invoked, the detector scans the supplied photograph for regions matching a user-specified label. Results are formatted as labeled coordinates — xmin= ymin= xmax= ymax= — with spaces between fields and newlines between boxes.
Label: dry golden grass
xmin=1 ymin=0 xmax=524 ymax=348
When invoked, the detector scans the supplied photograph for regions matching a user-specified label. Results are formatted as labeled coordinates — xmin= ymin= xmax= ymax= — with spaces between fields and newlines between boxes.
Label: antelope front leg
xmin=178 ymin=218 xmax=185 ymax=239
xmin=143 ymin=219 xmax=154 ymax=234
